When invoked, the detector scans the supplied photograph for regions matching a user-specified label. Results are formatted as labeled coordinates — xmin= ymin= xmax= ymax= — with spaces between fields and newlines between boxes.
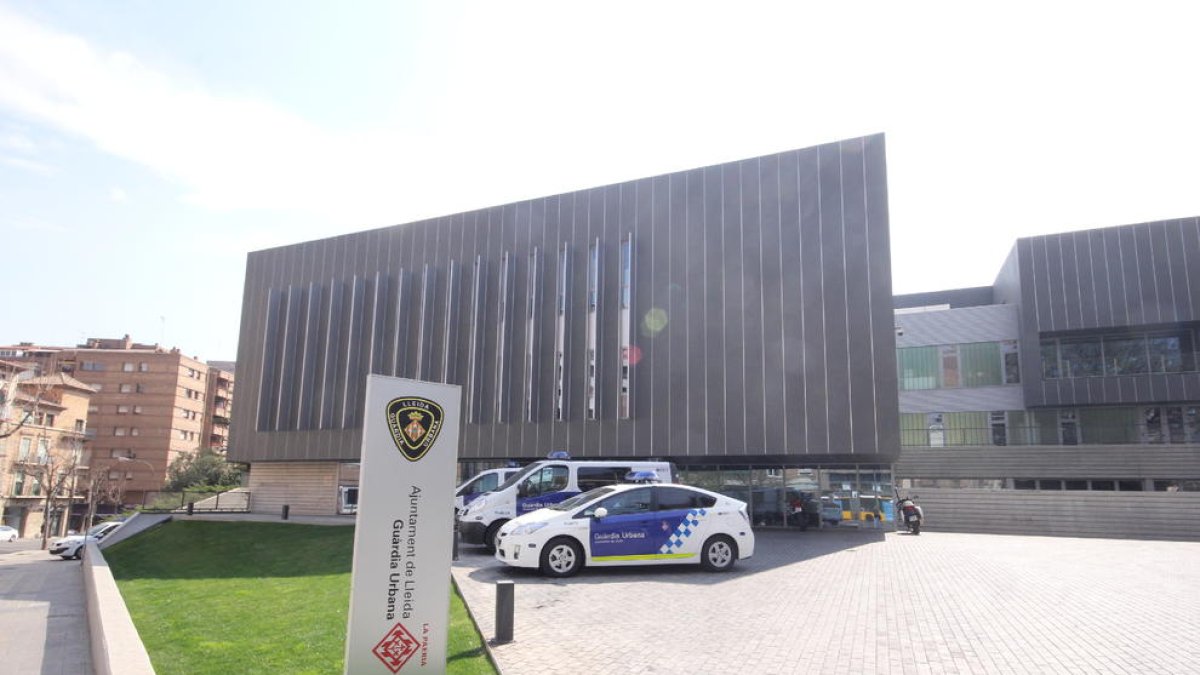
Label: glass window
xmin=940 ymin=346 xmax=960 ymax=388
xmin=1148 ymin=335 xmax=1184 ymax=373
xmin=943 ymin=411 xmax=989 ymax=446
xmin=594 ymin=487 xmax=652 ymax=516
xmin=1105 ymin=336 xmax=1148 ymax=375
xmin=1002 ymin=341 xmax=1021 ymax=384
xmin=1090 ymin=480 xmax=1116 ymax=491
xmin=1117 ymin=480 xmax=1143 ymax=491
xmin=577 ymin=467 xmax=633 ymax=492
xmin=900 ymin=413 xmax=928 ymax=447
xmin=960 ymin=343 xmax=1002 ymax=387
xmin=1059 ymin=338 xmax=1104 ymax=378
xmin=1064 ymin=480 xmax=1088 ymax=490
xmin=1039 ymin=480 xmax=1063 ymax=490
xmin=656 ymin=486 xmax=705 ymax=511
xmin=1013 ymin=479 xmax=1036 ymax=490
xmin=554 ymin=242 xmax=570 ymax=422
xmin=897 ymin=347 xmax=939 ymax=390
xmin=1040 ymin=340 xmax=1060 ymax=379
xmin=123 ymin=362 xmax=135 ymax=372
xmin=1080 ymin=407 xmax=1138 ymax=444
xmin=585 ymin=239 xmax=601 ymax=420
xmin=520 ymin=465 xmax=569 ymax=498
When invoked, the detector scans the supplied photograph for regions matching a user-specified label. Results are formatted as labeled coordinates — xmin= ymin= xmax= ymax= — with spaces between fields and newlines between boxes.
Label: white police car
xmin=494 ymin=480 xmax=754 ymax=577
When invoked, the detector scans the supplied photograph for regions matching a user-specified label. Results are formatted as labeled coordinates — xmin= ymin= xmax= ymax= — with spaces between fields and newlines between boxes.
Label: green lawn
xmin=104 ymin=520 xmax=495 ymax=675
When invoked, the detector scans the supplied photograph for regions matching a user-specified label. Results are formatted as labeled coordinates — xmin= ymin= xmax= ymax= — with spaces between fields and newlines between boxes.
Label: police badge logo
xmin=385 ymin=397 xmax=444 ymax=461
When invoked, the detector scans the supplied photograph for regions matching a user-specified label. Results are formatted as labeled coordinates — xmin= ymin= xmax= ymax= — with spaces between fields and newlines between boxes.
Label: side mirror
xmin=593 ymin=507 xmax=608 ymax=519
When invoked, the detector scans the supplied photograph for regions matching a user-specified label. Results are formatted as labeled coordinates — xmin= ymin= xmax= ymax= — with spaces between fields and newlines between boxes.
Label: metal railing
xmin=137 ymin=489 xmax=251 ymax=514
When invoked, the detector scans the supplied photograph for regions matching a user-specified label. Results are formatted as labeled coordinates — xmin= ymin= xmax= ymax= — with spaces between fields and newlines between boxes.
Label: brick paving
xmin=452 ymin=528 xmax=1200 ymax=675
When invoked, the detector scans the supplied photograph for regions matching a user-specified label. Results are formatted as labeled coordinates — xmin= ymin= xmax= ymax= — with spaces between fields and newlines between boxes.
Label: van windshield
xmin=549 ymin=486 xmax=615 ymax=511
xmin=496 ymin=463 xmax=542 ymax=492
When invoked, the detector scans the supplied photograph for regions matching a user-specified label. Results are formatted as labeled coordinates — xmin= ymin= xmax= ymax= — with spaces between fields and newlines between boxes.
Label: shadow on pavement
xmin=460 ymin=526 xmax=892 ymax=587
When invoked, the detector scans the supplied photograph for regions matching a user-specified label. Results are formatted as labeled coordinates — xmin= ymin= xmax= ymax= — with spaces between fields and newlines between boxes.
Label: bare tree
xmin=15 ymin=435 xmax=87 ymax=549
xmin=82 ymin=469 xmax=123 ymax=531
xmin=0 ymin=369 xmax=39 ymax=440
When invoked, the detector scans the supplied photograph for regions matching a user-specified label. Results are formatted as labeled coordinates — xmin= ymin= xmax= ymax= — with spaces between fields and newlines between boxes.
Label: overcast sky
xmin=2 ymin=1 xmax=1198 ymax=361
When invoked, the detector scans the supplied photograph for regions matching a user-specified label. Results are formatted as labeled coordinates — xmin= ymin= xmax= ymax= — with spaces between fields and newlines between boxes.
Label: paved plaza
xmin=452 ymin=528 xmax=1200 ymax=675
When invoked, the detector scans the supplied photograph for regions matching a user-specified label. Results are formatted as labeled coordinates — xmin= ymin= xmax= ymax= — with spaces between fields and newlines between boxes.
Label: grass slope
xmin=104 ymin=520 xmax=494 ymax=675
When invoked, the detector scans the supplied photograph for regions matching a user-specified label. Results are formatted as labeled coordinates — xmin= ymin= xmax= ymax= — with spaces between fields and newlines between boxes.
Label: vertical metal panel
xmin=417 ymin=265 xmax=436 ymax=380
xmin=1163 ymin=220 xmax=1188 ymax=324
xmin=524 ymin=249 xmax=540 ymax=422
xmin=319 ymin=279 xmax=343 ymax=430
xmin=443 ymin=260 xmax=460 ymax=384
xmin=274 ymin=285 xmax=305 ymax=431
xmin=779 ymin=149 xmax=806 ymax=453
xmin=1118 ymin=226 xmax=1142 ymax=326
xmin=684 ymin=169 xmax=707 ymax=454
xmin=1060 ymin=233 xmax=1083 ymax=330
xmin=740 ymin=159 xmax=766 ymax=454
xmin=495 ymin=252 xmax=512 ymax=424
xmin=721 ymin=163 xmax=746 ymax=455
xmin=819 ymin=144 xmax=851 ymax=455
xmin=1045 ymin=235 xmax=1068 ymax=331
xmin=799 ymin=146 xmax=827 ymax=453
xmin=297 ymin=281 xmax=322 ymax=430
xmin=702 ymin=166 xmax=726 ymax=455
xmin=255 ymin=288 xmax=283 ymax=432
xmin=341 ymin=275 xmax=366 ymax=429
xmin=1134 ymin=224 xmax=1161 ymax=325
xmin=1075 ymin=231 xmax=1098 ymax=328
xmin=758 ymin=154 xmax=786 ymax=454
xmin=843 ymin=140 xmax=877 ymax=455
xmin=649 ymin=175 xmax=673 ymax=455
xmin=368 ymin=271 xmax=389 ymax=376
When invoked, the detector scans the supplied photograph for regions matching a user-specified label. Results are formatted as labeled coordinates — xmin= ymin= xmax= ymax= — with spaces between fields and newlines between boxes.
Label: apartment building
xmin=1 ymin=361 xmax=94 ymax=538
xmin=893 ymin=217 xmax=1200 ymax=539
xmin=202 ymin=362 xmax=235 ymax=452
xmin=1 ymin=336 xmax=228 ymax=511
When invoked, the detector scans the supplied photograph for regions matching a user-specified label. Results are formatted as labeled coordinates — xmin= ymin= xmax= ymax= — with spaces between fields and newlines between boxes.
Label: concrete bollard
xmin=186 ymin=501 xmax=194 ymax=516
xmin=452 ymin=509 xmax=460 ymax=562
xmin=494 ymin=580 xmax=514 ymax=644
xmin=281 ymin=504 xmax=290 ymax=520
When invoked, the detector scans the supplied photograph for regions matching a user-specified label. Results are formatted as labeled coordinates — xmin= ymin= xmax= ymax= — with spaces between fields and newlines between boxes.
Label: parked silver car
xmin=0 ymin=524 xmax=17 ymax=542
xmin=48 ymin=521 xmax=123 ymax=559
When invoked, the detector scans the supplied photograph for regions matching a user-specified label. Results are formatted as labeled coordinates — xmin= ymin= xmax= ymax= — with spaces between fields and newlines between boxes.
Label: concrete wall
xmin=246 ymin=462 xmax=339 ymax=516
xmin=897 ymin=443 xmax=1200 ymax=479
xmin=83 ymin=542 xmax=155 ymax=675
xmin=911 ymin=488 xmax=1200 ymax=540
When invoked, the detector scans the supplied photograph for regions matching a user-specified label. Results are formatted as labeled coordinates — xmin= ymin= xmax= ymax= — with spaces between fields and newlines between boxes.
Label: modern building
xmin=230 ymin=134 xmax=901 ymax=520
xmin=0 ymin=362 xmax=95 ymax=537
xmin=894 ymin=217 xmax=1200 ymax=539
xmin=0 ymin=336 xmax=231 ymax=511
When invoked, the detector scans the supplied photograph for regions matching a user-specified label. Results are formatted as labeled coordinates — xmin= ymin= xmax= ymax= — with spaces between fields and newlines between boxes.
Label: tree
xmin=165 ymin=447 xmax=243 ymax=492
xmin=16 ymin=434 xmax=87 ymax=548
xmin=82 ymin=469 xmax=124 ymax=530
xmin=0 ymin=369 xmax=39 ymax=440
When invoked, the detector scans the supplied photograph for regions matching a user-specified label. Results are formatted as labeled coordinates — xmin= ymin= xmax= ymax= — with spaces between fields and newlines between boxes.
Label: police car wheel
xmin=483 ymin=521 xmax=506 ymax=554
xmin=539 ymin=537 xmax=583 ymax=578
xmin=700 ymin=535 xmax=737 ymax=572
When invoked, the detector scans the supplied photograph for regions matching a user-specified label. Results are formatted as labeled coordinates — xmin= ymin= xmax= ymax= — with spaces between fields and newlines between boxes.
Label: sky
xmin=2 ymin=1 xmax=1199 ymax=362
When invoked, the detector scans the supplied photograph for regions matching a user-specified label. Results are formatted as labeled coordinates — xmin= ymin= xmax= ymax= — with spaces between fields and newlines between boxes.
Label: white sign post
xmin=344 ymin=376 xmax=461 ymax=674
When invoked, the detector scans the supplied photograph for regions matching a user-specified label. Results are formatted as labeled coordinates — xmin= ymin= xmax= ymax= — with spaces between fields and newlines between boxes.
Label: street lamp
xmin=114 ymin=456 xmax=156 ymax=511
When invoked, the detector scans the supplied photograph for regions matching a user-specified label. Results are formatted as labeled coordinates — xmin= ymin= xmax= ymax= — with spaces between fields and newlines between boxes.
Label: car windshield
xmin=548 ymin=486 xmax=615 ymax=511
xmin=86 ymin=523 xmax=113 ymax=536
xmin=496 ymin=463 xmax=541 ymax=492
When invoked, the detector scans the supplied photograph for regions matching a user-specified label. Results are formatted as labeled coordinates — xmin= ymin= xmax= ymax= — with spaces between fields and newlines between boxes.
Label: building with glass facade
xmin=229 ymin=135 xmax=903 ymax=523
xmin=894 ymin=217 xmax=1200 ymax=539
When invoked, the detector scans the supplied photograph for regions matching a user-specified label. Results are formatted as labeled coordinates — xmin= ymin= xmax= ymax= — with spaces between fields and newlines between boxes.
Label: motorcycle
xmin=896 ymin=496 xmax=924 ymax=535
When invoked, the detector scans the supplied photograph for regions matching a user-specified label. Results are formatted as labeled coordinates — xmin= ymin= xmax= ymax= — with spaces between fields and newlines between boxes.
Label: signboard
xmin=344 ymin=376 xmax=461 ymax=674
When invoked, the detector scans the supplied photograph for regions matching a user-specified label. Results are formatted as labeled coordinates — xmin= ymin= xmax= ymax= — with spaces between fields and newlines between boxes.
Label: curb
xmin=451 ymin=572 xmax=507 ymax=675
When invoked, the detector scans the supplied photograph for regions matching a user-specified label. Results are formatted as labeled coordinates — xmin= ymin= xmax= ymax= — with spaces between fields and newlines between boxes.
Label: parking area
xmin=452 ymin=528 xmax=1200 ymax=675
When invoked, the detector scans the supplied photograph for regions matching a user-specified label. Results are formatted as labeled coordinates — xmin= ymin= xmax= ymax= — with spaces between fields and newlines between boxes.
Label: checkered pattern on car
xmin=659 ymin=508 xmax=707 ymax=553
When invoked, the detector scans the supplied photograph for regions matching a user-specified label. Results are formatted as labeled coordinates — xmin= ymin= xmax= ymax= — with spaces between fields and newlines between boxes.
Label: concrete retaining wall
xmin=913 ymin=488 xmax=1200 ymax=540
xmin=83 ymin=542 xmax=156 ymax=675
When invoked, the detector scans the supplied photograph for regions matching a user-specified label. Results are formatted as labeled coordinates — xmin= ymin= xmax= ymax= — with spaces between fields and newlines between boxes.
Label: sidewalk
xmin=0 ymin=542 xmax=93 ymax=674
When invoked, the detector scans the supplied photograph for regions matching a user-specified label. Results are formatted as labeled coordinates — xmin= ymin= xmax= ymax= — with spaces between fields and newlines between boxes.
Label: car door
xmin=584 ymin=487 xmax=657 ymax=563
xmin=515 ymin=464 xmax=571 ymax=514
xmin=652 ymin=486 xmax=717 ymax=560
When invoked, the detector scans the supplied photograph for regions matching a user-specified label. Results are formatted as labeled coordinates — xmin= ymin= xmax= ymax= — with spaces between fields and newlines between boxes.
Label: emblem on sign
xmin=372 ymin=622 xmax=420 ymax=673
xmin=386 ymin=397 xmax=444 ymax=461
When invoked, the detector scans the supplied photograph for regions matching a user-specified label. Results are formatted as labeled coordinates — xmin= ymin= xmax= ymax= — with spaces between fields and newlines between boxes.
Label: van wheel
xmin=700 ymin=535 xmax=737 ymax=572
xmin=483 ymin=521 xmax=507 ymax=554
xmin=540 ymin=537 xmax=583 ymax=578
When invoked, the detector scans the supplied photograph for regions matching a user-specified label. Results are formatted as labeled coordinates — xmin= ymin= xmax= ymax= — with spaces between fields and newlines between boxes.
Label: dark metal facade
xmin=230 ymin=134 xmax=900 ymax=465
xmin=1001 ymin=218 xmax=1200 ymax=407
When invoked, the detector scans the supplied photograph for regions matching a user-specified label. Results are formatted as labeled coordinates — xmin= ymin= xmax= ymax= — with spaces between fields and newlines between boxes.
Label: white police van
xmin=458 ymin=455 xmax=677 ymax=552
xmin=494 ymin=478 xmax=754 ymax=577
xmin=454 ymin=467 xmax=522 ymax=514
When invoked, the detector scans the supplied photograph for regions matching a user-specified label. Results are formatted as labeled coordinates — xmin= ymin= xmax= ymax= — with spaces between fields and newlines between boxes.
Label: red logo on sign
xmin=372 ymin=623 xmax=420 ymax=673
